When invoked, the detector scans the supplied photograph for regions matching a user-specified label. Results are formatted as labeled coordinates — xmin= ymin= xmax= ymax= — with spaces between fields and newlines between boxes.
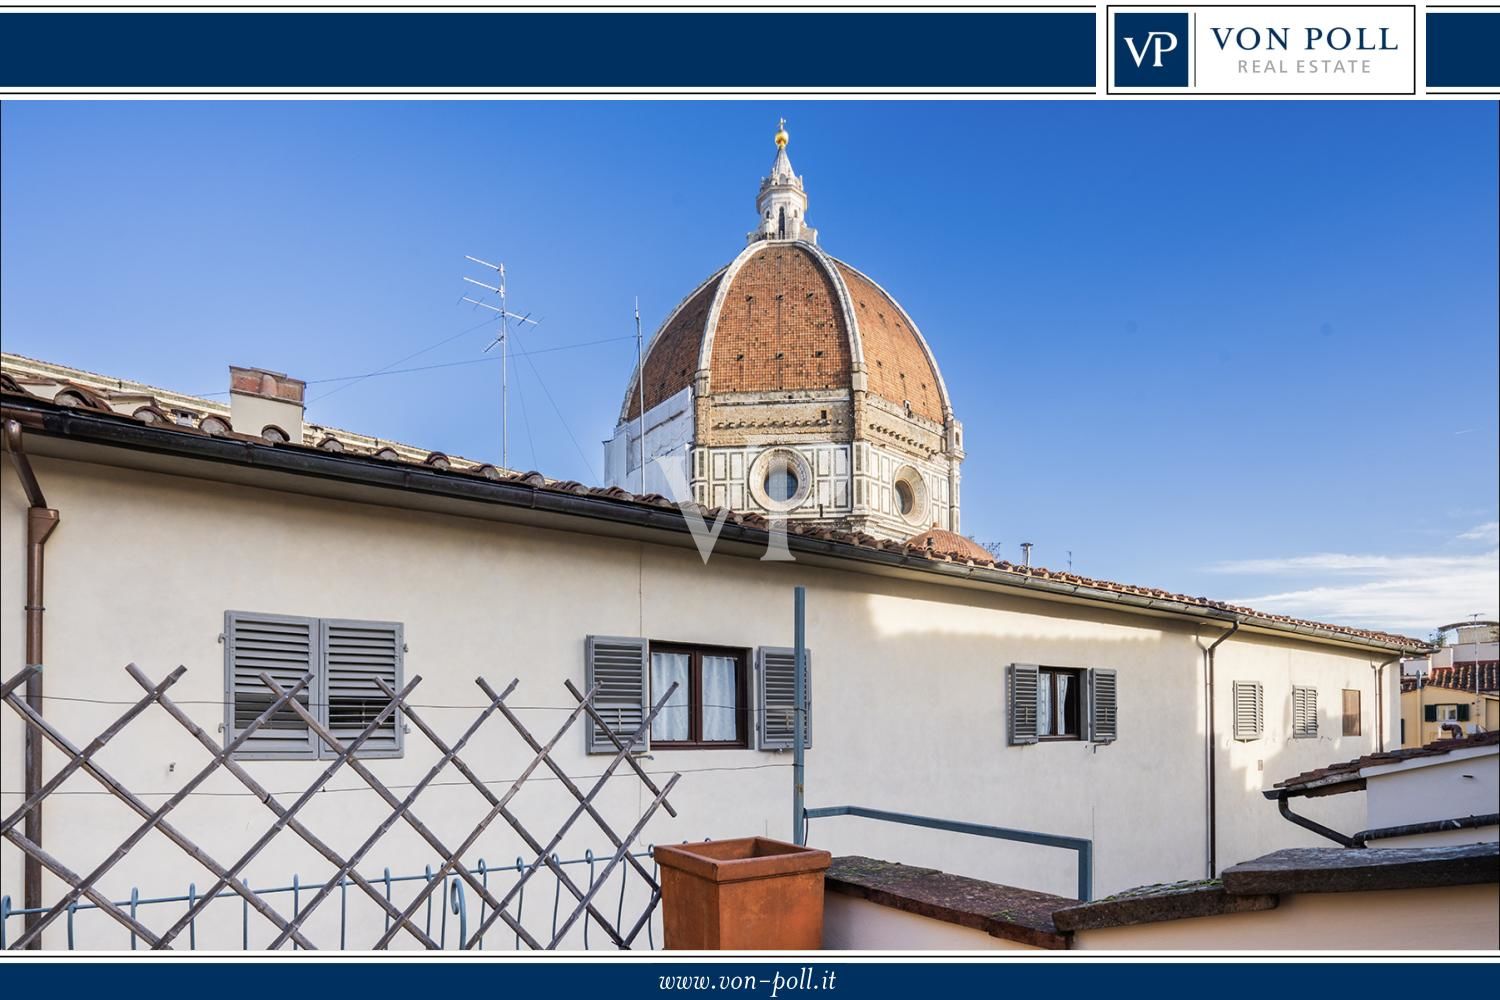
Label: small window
xmin=1233 ymin=681 xmax=1264 ymax=741
xmin=224 ymin=611 xmax=404 ymax=761
xmin=648 ymin=642 xmax=749 ymax=749
xmin=1431 ymin=703 xmax=1469 ymax=724
xmin=1008 ymin=663 xmax=1116 ymax=745
xmin=1292 ymin=686 xmax=1318 ymax=739
xmin=1342 ymin=689 xmax=1361 ymax=736
xmin=894 ymin=479 xmax=915 ymax=517
xmin=1038 ymin=667 xmax=1084 ymax=739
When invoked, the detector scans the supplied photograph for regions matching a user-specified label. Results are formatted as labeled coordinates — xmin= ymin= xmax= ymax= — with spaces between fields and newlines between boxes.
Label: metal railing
xmin=0 ymin=849 xmax=660 ymax=950
xmin=803 ymin=804 xmax=1093 ymax=901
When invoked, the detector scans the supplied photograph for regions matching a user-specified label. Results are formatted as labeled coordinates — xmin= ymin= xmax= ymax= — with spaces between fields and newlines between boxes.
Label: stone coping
xmin=1052 ymin=881 xmax=1276 ymax=932
xmin=1221 ymin=843 xmax=1499 ymax=896
xmin=825 ymin=856 xmax=1071 ymax=949
xmin=1053 ymin=842 xmax=1498 ymax=932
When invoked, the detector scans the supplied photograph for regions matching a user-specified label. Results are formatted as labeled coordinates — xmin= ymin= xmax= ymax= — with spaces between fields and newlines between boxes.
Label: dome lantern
xmin=751 ymin=119 xmax=816 ymax=245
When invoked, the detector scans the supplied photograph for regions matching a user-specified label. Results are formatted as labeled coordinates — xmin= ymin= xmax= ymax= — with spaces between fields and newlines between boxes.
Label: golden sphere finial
xmin=774 ymin=117 xmax=789 ymax=148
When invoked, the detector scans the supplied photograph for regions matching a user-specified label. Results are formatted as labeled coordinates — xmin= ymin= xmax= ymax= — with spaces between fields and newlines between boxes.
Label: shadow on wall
xmin=785 ymin=568 xmax=1387 ymax=898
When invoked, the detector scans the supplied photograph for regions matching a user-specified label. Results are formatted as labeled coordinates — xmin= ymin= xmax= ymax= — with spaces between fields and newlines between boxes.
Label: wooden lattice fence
xmin=0 ymin=662 xmax=680 ymax=950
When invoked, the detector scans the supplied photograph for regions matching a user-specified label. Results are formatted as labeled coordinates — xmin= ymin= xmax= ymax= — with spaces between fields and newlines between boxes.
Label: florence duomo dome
xmin=603 ymin=122 xmax=964 ymax=545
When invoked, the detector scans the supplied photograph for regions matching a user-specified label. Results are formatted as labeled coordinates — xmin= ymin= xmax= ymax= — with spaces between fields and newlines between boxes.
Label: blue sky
xmin=2 ymin=101 xmax=1495 ymax=634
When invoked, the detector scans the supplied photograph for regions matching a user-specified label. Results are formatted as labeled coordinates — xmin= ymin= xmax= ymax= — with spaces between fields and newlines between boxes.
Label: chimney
xmin=1020 ymin=542 xmax=1033 ymax=568
xmin=228 ymin=366 xmax=305 ymax=444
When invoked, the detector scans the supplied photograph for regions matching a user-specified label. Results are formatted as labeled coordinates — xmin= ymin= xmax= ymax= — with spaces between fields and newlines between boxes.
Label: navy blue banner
xmin=0 ymin=12 xmax=1096 ymax=89
xmin=1427 ymin=11 xmax=1500 ymax=88
xmin=0 ymin=960 xmax=1485 ymax=996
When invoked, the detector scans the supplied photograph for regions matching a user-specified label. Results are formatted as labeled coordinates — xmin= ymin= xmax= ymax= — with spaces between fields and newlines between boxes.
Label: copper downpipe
xmin=4 ymin=419 xmax=59 ymax=948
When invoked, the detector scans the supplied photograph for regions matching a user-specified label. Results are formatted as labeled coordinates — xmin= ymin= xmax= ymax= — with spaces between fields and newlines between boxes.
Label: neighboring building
xmin=0 ymin=127 xmax=1439 ymax=948
xmin=1267 ymin=731 xmax=1499 ymax=848
xmin=602 ymin=124 xmax=964 ymax=543
xmin=1399 ymin=621 xmax=1499 ymax=746
xmin=1 ymin=350 xmax=1428 ymax=948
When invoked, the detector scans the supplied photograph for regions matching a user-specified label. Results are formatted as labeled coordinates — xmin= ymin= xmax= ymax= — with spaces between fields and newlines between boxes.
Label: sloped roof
xmin=1426 ymin=662 xmax=1499 ymax=694
xmin=2 ymin=352 xmax=1430 ymax=654
xmin=1274 ymin=730 xmax=1500 ymax=795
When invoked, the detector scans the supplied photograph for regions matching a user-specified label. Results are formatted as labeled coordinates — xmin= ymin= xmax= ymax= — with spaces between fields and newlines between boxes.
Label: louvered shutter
xmin=1423 ymin=704 xmax=1437 ymax=723
xmin=757 ymin=646 xmax=811 ymax=750
xmin=1292 ymin=686 xmax=1318 ymax=738
xmin=1089 ymin=668 xmax=1118 ymax=743
xmin=1457 ymin=704 xmax=1470 ymax=722
xmin=1233 ymin=681 xmax=1264 ymax=741
xmin=585 ymin=636 xmax=649 ymax=754
xmin=224 ymin=612 xmax=318 ymax=760
xmin=1008 ymin=663 xmax=1039 ymax=745
xmin=321 ymin=619 xmax=403 ymax=759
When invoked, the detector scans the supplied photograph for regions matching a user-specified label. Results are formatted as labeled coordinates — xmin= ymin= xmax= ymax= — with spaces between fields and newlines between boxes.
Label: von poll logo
xmin=1115 ymin=13 xmax=1190 ymax=87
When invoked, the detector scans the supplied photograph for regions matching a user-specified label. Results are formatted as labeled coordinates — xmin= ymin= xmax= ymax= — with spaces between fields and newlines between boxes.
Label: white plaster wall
xmin=1213 ymin=638 xmax=1394 ymax=871
xmin=1364 ymin=754 xmax=1500 ymax=833
xmin=1071 ymin=884 xmax=1500 ymax=950
xmin=0 ymin=453 xmax=1403 ymax=948
xmin=821 ymin=892 xmax=1037 ymax=950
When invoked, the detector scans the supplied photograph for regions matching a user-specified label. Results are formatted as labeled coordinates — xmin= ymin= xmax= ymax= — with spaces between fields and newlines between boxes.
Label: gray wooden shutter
xmin=1292 ymin=686 xmax=1318 ymax=738
xmin=757 ymin=646 xmax=811 ymax=750
xmin=1233 ymin=681 xmax=1264 ymax=741
xmin=585 ymin=635 xmax=649 ymax=754
xmin=1007 ymin=663 xmax=1039 ymax=745
xmin=1089 ymin=668 xmax=1118 ymax=743
xmin=321 ymin=619 xmax=404 ymax=759
xmin=224 ymin=611 xmax=318 ymax=760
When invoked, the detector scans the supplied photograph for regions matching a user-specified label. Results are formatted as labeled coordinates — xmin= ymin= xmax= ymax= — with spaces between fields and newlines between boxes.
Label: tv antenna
xmin=460 ymin=255 xmax=541 ymax=468
xmin=634 ymin=296 xmax=646 ymax=494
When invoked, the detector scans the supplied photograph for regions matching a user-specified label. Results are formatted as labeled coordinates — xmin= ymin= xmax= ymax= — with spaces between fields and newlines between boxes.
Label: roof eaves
xmin=0 ymin=391 xmax=1432 ymax=655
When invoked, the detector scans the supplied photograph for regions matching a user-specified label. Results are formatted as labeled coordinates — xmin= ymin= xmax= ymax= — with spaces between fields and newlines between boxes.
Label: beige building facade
xmin=1 ymin=351 xmax=1427 ymax=949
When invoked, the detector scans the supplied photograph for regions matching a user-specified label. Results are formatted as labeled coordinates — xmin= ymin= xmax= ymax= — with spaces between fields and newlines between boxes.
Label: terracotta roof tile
xmin=1425 ymin=663 xmax=1499 ymax=694
xmin=1 ymin=351 xmax=1432 ymax=653
xmin=1275 ymin=730 xmax=1500 ymax=792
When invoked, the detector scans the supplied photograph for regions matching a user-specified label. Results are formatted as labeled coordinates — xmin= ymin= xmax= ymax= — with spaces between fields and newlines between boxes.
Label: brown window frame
xmin=647 ymin=641 xmax=750 ymax=750
xmin=1038 ymin=666 xmax=1085 ymax=741
xmin=1342 ymin=688 xmax=1361 ymax=736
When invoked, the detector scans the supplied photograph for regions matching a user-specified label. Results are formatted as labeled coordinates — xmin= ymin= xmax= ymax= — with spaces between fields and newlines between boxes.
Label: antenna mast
xmin=461 ymin=255 xmax=540 ymax=468
xmin=635 ymin=297 xmax=646 ymax=494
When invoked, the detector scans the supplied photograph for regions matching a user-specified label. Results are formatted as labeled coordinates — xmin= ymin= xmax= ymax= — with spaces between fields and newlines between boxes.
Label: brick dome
xmin=622 ymin=241 xmax=950 ymax=426
xmin=907 ymin=527 xmax=992 ymax=563
xmin=603 ymin=123 xmax=965 ymax=546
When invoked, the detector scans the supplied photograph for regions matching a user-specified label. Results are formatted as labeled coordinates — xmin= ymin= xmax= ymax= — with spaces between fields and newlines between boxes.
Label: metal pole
xmin=635 ymin=297 xmax=646 ymax=494
xmin=793 ymin=585 xmax=806 ymax=846
xmin=500 ymin=263 xmax=508 ymax=470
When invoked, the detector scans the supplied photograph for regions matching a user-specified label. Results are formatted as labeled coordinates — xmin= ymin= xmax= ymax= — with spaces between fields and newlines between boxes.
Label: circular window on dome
xmin=892 ymin=466 xmax=929 ymax=526
xmin=749 ymin=448 xmax=813 ymax=513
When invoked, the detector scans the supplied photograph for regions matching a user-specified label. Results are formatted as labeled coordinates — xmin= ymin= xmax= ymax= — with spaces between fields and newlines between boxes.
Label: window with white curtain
xmin=650 ymin=651 xmax=691 ymax=742
xmin=646 ymin=643 xmax=747 ymax=748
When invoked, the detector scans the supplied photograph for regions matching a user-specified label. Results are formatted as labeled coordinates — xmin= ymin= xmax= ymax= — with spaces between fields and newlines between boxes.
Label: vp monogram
xmin=1114 ymin=12 xmax=1189 ymax=87
xmin=1124 ymin=30 xmax=1180 ymax=68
